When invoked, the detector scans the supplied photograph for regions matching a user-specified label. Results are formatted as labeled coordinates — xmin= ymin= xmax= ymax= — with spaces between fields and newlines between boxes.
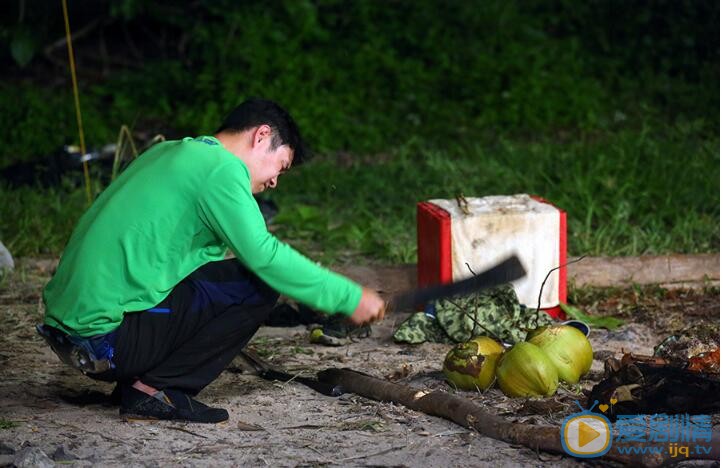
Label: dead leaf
xmin=237 ymin=421 xmax=264 ymax=431
xmin=385 ymin=363 xmax=413 ymax=381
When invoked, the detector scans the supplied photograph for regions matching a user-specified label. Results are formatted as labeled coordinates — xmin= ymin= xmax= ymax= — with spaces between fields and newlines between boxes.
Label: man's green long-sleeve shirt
xmin=43 ymin=136 xmax=362 ymax=337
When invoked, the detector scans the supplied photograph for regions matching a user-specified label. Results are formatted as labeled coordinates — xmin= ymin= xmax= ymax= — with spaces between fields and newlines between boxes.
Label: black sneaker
xmin=265 ymin=303 xmax=326 ymax=327
xmin=119 ymin=385 xmax=228 ymax=423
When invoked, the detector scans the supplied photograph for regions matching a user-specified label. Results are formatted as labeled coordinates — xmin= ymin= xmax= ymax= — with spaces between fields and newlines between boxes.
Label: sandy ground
xmin=0 ymin=260 xmax=719 ymax=467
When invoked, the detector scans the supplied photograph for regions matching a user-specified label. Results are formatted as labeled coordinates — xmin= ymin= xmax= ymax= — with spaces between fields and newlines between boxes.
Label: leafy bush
xmin=0 ymin=0 xmax=717 ymax=160
xmin=0 ymin=1 xmax=717 ymax=260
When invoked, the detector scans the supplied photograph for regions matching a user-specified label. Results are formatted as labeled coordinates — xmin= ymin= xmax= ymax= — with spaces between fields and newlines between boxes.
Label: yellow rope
xmin=62 ymin=0 xmax=92 ymax=205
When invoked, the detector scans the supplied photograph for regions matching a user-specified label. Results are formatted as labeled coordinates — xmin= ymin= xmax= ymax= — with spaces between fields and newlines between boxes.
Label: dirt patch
xmin=0 ymin=260 xmax=719 ymax=466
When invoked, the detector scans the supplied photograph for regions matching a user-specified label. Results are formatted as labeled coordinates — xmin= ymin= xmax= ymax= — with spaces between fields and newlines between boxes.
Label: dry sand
xmin=0 ymin=260 xmax=718 ymax=467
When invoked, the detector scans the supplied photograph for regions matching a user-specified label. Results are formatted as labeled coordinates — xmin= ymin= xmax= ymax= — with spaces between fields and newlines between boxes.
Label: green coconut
xmin=495 ymin=342 xmax=559 ymax=397
xmin=527 ymin=325 xmax=593 ymax=384
xmin=443 ymin=336 xmax=504 ymax=391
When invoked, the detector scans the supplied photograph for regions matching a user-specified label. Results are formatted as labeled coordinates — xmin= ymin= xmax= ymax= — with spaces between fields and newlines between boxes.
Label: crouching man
xmin=39 ymin=98 xmax=385 ymax=423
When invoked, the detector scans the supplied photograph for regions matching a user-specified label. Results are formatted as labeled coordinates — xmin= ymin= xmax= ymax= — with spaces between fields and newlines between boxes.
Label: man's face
xmin=250 ymin=142 xmax=293 ymax=194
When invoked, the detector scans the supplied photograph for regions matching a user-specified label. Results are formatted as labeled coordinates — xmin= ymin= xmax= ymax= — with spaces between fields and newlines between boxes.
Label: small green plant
xmin=0 ymin=419 xmax=18 ymax=429
xmin=559 ymin=303 xmax=625 ymax=330
xmin=291 ymin=346 xmax=314 ymax=356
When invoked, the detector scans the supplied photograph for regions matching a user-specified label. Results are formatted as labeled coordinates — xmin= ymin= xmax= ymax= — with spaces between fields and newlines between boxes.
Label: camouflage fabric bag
xmin=393 ymin=284 xmax=552 ymax=344
xmin=391 ymin=312 xmax=456 ymax=344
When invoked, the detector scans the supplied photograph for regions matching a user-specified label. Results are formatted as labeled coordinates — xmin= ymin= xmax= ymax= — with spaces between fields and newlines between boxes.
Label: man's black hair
xmin=216 ymin=98 xmax=309 ymax=166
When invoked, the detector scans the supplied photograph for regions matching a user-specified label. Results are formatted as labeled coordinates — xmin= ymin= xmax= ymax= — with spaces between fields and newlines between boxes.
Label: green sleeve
xmin=198 ymin=163 xmax=362 ymax=316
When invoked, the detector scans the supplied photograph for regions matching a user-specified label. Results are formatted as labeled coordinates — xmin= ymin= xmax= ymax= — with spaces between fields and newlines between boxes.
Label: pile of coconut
xmin=443 ymin=325 xmax=593 ymax=397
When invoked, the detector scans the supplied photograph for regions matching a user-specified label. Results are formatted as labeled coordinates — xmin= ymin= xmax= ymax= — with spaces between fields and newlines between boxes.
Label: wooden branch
xmin=333 ymin=254 xmax=720 ymax=294
xmin=44 ymin=18 xmax=103 ymax=57
xmin=122 ymin=22 xmax=144 ymax=61
xmin=318 ymin=368 xmax=720 ymax=467
xmin=566 ymin=254 xmax=720 ymax=287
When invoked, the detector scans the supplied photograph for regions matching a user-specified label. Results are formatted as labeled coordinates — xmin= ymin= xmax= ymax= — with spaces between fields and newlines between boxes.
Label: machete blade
xmin=387 ymin=254 xmax=526 ymax=313
xmin=239 ymin=349 xmax=344 ymax=397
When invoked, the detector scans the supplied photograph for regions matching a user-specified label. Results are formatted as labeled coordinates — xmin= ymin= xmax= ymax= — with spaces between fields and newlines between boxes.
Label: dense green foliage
xmin=0 ymin=1 xmax=718 ymax=261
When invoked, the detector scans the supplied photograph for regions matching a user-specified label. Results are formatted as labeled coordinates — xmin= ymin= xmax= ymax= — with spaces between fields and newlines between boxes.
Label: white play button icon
xmin=561 ymin=413 xmax=612 ymax=457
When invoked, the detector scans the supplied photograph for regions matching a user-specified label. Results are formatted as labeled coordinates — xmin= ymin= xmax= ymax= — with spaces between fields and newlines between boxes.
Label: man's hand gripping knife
xmin=349 ymin=287 xmax=386 ymax=325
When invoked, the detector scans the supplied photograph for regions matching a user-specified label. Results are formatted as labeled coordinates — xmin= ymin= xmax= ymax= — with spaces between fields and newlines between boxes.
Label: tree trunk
xmin=318 ymin=368 xmax=719 ymax=467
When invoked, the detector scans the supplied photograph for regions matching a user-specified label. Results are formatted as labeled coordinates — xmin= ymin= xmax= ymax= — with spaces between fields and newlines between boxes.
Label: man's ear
xmin=251 ymin=125 xmax=272 ymax=147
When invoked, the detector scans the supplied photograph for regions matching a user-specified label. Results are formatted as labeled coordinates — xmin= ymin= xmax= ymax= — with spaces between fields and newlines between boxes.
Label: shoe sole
xmin=120 ymin=413 xmax=161 ymax=423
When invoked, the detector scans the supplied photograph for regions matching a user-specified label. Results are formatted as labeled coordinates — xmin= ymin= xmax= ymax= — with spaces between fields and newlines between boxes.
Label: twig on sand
xmin=339 ymin=444 xmax=407 ymax=461
xmin=179 ymin=443 xmax=231 ymax=455
xmin=280 ymin=424 xmax=326 ymax=430
xmin=168 ymin=425 xmax=208 ymax=438
xmin=301 ymin=443 xmax=325 ymax=456
xmin=432 ymin=429 xmax=469 ymax=437
xmin=237 ymin=420 xmax=265 ymax=431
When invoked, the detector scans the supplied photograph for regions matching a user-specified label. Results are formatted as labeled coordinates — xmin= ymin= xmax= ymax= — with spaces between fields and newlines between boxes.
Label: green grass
xmin=270 ymin=122 xmax=719 ymax=264
xmin=0 ymin=120 xmax=717 ymax=263
xmin=0 ymin=181 xmax=94 ymax=257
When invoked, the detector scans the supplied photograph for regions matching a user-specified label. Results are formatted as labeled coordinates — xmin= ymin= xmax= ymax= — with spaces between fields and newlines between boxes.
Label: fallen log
xmin=318 ymin=368 xmax=719 ymax=467
xmin=332 ymin=254 xmax=720 ymax=293
xmin=566 ymin=254 xmax=720 ymax=288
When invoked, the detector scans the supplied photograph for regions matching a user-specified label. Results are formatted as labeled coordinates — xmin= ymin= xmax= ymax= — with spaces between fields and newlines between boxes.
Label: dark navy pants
xmin=94 ymin=259 xmax=279 ymax=394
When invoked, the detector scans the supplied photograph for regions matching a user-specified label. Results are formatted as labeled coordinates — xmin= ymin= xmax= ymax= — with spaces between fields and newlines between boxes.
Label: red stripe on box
xmin=530 ymin=195 xmax=568 ymax=320
xmin=542 ymin=306 xmax=565 ymax=320
xmin=417 ymin=202 xmax=452 ymax=288
xmin=558 ymin=209 xmax=568 ymax=304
